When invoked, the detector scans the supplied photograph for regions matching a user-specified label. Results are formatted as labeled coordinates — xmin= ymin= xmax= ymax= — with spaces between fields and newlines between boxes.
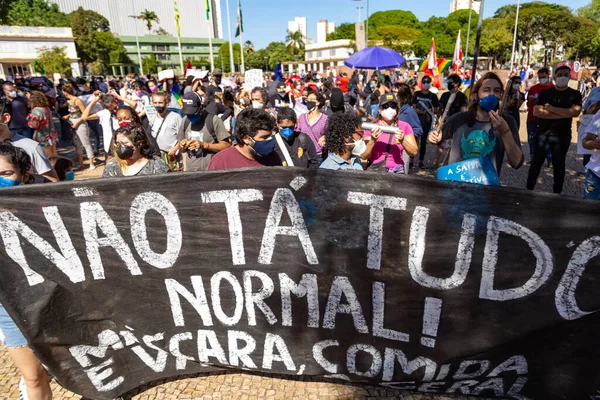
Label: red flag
xmin=184 ymin=60 xmax=193 ymax=77
xmin=427 ymin=38 xmax=439 ymax=76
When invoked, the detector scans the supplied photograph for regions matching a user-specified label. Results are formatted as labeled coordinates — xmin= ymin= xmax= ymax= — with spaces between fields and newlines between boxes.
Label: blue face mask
xmin=279 ymin=127 xmax=294 ymax=140
xmin=0 ymin=176 xmax=20 ymax=187
xmin=251 ymin=136 xmax=275 ymax=157
xmin=479 ymin=95 xmax=499 ymax=112
xmin=187 ymin=114 xmax=202 ymax=124
xmin=65 ymin=170 xmax=75 ymax=181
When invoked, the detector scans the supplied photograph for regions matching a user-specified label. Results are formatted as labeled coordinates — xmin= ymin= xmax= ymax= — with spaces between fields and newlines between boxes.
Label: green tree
xmin=286 ymin=30 xmax=305 ymax=57
xmin=480 ymin=18 xmax=513 ymax=68
xmin=374 ymin=25 xmax=421 ymax=54
xmin=142 ymin=54 xmax=160 ymax=74
xmin=214 ymin=42 xmax=243 ymax=73
xmin=564 ymin=16 xmax=599 ymax=59
xmin=69 ymin=7 xmax=110 ymax=68
xmin=413 ymin=10 xmax=477 ymax=58
xmin=155 ymin=27 xmax=170 ymax=35
xmin=36 ymin=46 xmax=72 ymax=76
xmin=0 ymin=0 xmax=15 ymax=23
xmin=579 ymin=0 xmax=600 ymax=23
xmin=95 ymin=31 xmax=131 ymax=70
xmin=327 ymin=22 xmax=356 ymax=40
xmin=368 ymin=10 xmax=420 ymax=31
xmin=137 ymin=9 xmax=160 ymax=33
xmin=7 ymin=0 xmax=69 ymax=27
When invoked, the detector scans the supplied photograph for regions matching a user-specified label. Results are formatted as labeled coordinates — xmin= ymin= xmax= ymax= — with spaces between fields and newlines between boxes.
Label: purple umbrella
xmin=344 ymin=46 xmax=406 ymax=70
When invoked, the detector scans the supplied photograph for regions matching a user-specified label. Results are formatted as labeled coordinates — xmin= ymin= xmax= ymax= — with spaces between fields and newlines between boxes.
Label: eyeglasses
xmin=381 ymin=103 xmax=398 ymax=110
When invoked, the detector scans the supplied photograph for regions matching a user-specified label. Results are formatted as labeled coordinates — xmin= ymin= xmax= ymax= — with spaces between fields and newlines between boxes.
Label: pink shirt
xmin=297 ymin=112 xmax=328 ymax=154
xmin=364 ymin=120 xmax=414 ymax=169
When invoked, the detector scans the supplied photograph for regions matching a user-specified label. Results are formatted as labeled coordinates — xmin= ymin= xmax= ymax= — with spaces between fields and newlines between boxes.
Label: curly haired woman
xmin=27 ymin=91 xmax=57 ymax=158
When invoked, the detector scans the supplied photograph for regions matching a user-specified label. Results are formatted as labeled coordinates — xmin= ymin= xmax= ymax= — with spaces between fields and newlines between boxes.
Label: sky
xmin=220 ymin=0 xmax=591 ymax=49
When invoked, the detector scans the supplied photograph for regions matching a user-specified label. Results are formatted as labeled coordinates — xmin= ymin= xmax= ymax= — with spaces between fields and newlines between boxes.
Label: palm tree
xmin=244 ymin=40 xmax=254 ymax=55
xmin=285 ymin=30 xmax=305 ymax=57
xmin=137 ymin=10 xmax=160 ymax=33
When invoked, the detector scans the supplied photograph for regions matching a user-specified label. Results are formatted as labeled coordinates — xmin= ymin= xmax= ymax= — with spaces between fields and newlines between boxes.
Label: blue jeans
xmin=584 ymin=170 xmax=600 ymax=200
xmin=370 ymin=104 xmax=379 ymax=119
xmin=11 ymin=127 xmax=33 ymax=139
xmin=0 ymin=303 xmax=27 ymax=348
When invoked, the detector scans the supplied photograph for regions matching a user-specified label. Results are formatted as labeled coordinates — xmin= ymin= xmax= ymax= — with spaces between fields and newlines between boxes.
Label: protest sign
xmin=437 ymin=157 xmax=501 ymax=186
xmin=0 ymin=169 xmax=598 ymax=399
xmin=185 ymin=69 xmax=209 ymax=80
xmin=158 ymin=69 xmax=175 ymax=81
xmin=244 ymin=69 xmax=263 ymax=91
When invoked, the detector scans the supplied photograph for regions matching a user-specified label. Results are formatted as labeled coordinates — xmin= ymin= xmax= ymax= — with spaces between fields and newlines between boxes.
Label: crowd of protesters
xmin=0 ymin=60 xmax=600 ymax=399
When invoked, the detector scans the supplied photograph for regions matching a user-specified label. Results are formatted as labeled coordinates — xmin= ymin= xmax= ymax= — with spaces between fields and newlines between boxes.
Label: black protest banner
xmin=0 ymin=168 xmax=598 ymax=400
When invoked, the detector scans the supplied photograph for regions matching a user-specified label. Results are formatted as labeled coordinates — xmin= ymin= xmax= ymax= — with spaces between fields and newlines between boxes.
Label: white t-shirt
xmin=10 ymin=133 xmax=53 ymax=175
xmin=585 ymin=111 xmax=600 ymax=177
xmin=151 ymin=111 xmax=182 ymax=152
xmin=96 ymin=109 xmax=119 ymax=153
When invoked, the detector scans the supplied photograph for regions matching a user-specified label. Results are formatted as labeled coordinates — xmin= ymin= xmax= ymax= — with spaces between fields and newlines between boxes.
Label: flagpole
xmin=173 ymin=0 xmax=184 ymax=74
xmin=225 ymin=0 xmax=235 ymax=74
xmin=207 ymin=0 xmax=215 ymax=71
xmin=471 ymin=0 xmax=485 ymax=91
xmin=465 ymin=0 xmax=473 ymax=63
xmin=510 ymin=0 xmax=521 ymax=69
xmin=238 ymin=0 xmax=245 ymax=73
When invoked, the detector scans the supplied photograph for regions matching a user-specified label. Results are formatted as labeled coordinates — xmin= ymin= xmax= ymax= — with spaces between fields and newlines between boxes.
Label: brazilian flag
xmin=33 ymin=60 xmax=46 ymax=75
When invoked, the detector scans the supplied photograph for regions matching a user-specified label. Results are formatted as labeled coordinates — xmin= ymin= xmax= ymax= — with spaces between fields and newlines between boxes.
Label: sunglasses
xmin=381 ymin=103 xmax=398 ymax=110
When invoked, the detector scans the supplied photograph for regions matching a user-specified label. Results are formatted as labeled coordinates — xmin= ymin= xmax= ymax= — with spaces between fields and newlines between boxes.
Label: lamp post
xmin=510 ymin=0 xmax=521 ymax=69
xmin=352 ymin=0 xmax=369 ymax=45
xmin=129 ymin=0 xmax=143 ymax=75
xmin=356 ymin=7 xmax=363 ymax=23
xmin=465 ymin=0 xmax=473 ymax=65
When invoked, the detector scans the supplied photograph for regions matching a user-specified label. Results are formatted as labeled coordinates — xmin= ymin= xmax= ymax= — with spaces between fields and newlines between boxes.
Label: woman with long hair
xmin=429 ymin=72 xmax=524 ymax=177
xmin=361 ymin=93 xmax=418 ymax=174
xmin=506 ymin=75 xmax=525 ymax=131
xmin=27 ymin=90 xmax=57 ymax=158
xmin=395 ymin=83 xmax=423 ymax=169
xmin=61 ymin=83 xmax=95 ymax=170
xmin=102 ymin=123 xmax=170 ymax=177
xmin=297 ymin=89 xmax=328 ymax=162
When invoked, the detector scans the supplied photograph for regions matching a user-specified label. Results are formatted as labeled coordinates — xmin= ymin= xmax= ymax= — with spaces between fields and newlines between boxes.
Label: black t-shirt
xmin=440 ymin=91 xmax=468 ymax=117
xmin=412 ymin=90 xmax=440 ymax=124
xmin=536 ymin=87 xmax=582 ymax=137
xmin=207 ymin=84 xmax=222 ymax=97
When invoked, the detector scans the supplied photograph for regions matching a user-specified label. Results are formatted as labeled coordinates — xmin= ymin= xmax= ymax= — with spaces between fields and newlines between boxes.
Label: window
xmin=185 ymin=45 xmax=195 ymax=50
xmin=124 ymin=45 xmax=135 ymax=50
xmin=157 ymin=54 xmax=171 ymax=61
xmin=316 ymin=50 xmax=323 ymax=58
xmin=152 ymin=45 xmax=170 ymax=52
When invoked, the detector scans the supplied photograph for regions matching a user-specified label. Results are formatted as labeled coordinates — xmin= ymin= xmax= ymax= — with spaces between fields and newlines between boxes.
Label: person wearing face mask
xmin=527 ymin=65 xmax=582 ymax=194
xmin=429 ymin=72 xmax=523 ymax=177
xmin=2 ymin=82 xmax=32 ymax=139
xmin=320 ymin=113 xmax=367 ymax=171
xmin=434 ymin=74 xmax=469 ymax=167
xmin=113 ymin=105 xmax=161 ymax=158
xmin=79 ymin=91 xmax=123 ymax=157
xmin=273 ymin=107 xmax=318 ymax=168
xmin=147 ymin=80 xmax=158 ymax=94
xmin=149 ymin=91 xmax=182 ymax=168
xmin=412 ymin=76 xmax=440 ymax=168
xmin=506 ymin=76 xmax=525 ymax=131
xmin=525 ymin=67 xmax=554 ymax=163
xmin=395 ymin=83 xmax=422 ymax=170
xmin=207 ymin=69 xmax=223 ymax=97
xmin=61 ymin=83 xmax=96 ymax=170
xmin=361 ymin=94 xmax=418 ymax=174
xmin=49 ymin=156 xmax=75 ymax=181
xmin=297 ymin=90 xmax=328 ymax=162
xmin=177 ymin=92 xmax=231 ymax=172
xmin=103 ymin=123 xmax=170 ymax=177
xmin=0 ymin=143 xmax=56 ymax=400
xmin=207 ymin=108 xmax=282 ymax=170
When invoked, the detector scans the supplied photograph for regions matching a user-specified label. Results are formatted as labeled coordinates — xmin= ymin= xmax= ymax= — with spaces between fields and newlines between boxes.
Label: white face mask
xmin=7 ymin=90 xmax=17 ymax=98
xmin=381 ymin=107 xmax=397 ymax=120
xmin=252 ymin=101 xmax=264 ymax=109
xmin=512 ymin=83 xmax=521 ymax=90
xmin=539 ymin=78 xmax=549 ymax=85
xmin=555 ymin=76 xmax=570 ymax=87
xmin=422 ymin=83 xmax=431 ymax=90
xmin=348 ymin=138 xmax=367 ymax=156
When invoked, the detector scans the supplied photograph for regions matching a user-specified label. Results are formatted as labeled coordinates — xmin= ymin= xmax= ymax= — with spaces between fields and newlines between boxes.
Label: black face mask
xmin=155 ymin=106 xmax=166 ymax=114
xmin=306 ymin=101 xmax=317 ymax=111
xmin=215 ymin=77 xmax=222 ymax=85
xmin=116 ymin=144 xmax=135 ymax=160
xmin=447 ymin=82 xmax=455 ymax=90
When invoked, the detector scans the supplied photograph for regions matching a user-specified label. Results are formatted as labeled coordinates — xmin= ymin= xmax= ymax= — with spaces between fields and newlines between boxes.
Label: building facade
xmin=287 ymin=17 xmax=307 ymax=39
xmin=449 ymin=0 xmax=481 ymax=14
xmin=292 ymin=39 xmax=354 ymax=73
xmin=316 ymin=19 xmax=335 ymax=45
xmin=53 ymin=0 xmax=223 ymax=39
xmin=118 ymin=35 xmax=224 ymax=74
xmin=0 ymin=26 xmax=79 ymax=79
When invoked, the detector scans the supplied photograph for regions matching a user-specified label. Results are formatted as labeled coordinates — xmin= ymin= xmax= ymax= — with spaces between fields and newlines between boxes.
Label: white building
xmin=316 ymin=19 xmax=336 ymax=45
xmin=449 ymin=0 xmax=481 ymax=14
xmin=53 ymin=0 xmax=223 ymax=39
xmin=288 ymin=16 xmax=307 ymax=39
xmin=294 ymin=39 xmax=353 ymax=73
xmin=0 ymin=26 xmax=79 ymax=79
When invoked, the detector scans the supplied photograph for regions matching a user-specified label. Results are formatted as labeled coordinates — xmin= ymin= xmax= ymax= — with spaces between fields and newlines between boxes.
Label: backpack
xmin=182 ymin=111 xmax=218 ymax=143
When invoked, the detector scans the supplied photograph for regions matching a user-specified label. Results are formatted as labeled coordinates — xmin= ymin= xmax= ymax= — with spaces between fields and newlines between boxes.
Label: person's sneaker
xmin=89 ymin=163 xmax=96 ymax=170
xmin=19 ymin=377 xmax=29 ymax=400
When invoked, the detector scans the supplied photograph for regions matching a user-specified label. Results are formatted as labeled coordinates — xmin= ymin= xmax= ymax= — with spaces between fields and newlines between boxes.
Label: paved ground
xmin=0 ymin=110 xmax=585 ymax=399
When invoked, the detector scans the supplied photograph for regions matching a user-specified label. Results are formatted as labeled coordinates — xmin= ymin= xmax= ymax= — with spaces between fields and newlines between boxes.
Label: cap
xmin=379 ymin=93 xmax=397 ymax=106
xmin=181 ymin=92 xmax=204 ymax=115
xmin=212 ymin=68 xmax=223 ymax=76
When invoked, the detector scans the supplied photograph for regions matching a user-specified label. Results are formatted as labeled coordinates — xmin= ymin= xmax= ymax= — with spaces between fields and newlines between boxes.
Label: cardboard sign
xmin=244 ymin=69 xmax=263 ymax=91
xmin=145 ymin=104 xmax=158 ymax=126
xmin=437 ymin=156 xmax=501 ymax=186
xmin=185 ymin=69 xmax=209 ymax=80
xmin=1 ymin=169 xmax=600 ymax=399
xmin=158 ymin=69 xmax=175 ymax=81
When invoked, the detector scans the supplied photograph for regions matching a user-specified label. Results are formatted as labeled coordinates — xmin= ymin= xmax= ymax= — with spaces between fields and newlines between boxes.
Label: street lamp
xmin=356 ymin=7 xmax=363 ymax=23
xmin=510 ymin=0 xmax=521 ymax=69
xmin=128 ymin=0 xmax=143 ymax=76
xmin=352 ymin=0 xmax=369 ymax=44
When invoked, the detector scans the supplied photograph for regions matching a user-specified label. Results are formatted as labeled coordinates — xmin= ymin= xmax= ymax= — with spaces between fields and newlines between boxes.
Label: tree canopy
xmin=36 ymin=46 xmax=72 ymax=76
xmin=7 ymin=0 xmax=69 ymax=26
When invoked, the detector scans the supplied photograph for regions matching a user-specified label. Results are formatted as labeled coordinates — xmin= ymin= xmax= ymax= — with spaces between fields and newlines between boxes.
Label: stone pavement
xmin=0 ymin=111 xmax=585 ymax=399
